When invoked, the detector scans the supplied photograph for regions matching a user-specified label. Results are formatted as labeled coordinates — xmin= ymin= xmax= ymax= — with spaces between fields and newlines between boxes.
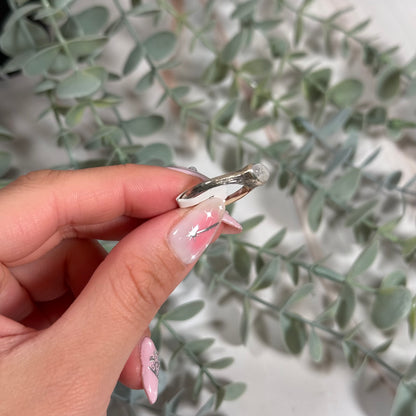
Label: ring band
xmin=176 ymin=163 xmax=270 ymax=208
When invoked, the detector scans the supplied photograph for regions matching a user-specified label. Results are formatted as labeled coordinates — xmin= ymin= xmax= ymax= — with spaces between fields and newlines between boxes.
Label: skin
xmin=0 ymin=165 xmax=238 ymax=416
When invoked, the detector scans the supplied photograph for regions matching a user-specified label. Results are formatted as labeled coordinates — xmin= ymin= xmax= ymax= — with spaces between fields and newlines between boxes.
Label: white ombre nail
xmin=168 ymin=197 xmax=225 ymax=264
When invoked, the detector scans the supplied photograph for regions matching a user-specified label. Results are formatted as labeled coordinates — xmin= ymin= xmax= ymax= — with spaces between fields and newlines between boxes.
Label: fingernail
xmin=167 ymin=166 xmax=208 ymax=180
xmin=168 ymin=197 xmax=225 ymax=264
xmin=223 ymin=212 xmax=243 ymax=232
xmin=140 ymin=337 xmax=160 ymax=405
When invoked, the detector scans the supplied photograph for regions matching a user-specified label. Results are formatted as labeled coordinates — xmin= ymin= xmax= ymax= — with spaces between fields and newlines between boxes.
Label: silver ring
xmin=176 ymin=163 xmax=270 ymax=208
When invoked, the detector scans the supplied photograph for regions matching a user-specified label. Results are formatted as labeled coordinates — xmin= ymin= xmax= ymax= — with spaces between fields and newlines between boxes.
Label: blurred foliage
xmin=1 ymin=0 xmax=416 ymax=414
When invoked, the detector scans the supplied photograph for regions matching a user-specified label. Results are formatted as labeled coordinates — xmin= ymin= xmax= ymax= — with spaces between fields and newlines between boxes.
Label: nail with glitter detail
xmin=140 ymin=337 xmax=160 ymax=405
xmin=168 ymin=197 xmax=225 ymax=264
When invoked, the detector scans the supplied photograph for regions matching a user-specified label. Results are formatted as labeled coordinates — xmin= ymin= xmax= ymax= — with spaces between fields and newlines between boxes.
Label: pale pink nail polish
xmin=168 ymin=197 xmax=225 ymax=264
xmin=140 ymin=337 xmax=160 ymax=405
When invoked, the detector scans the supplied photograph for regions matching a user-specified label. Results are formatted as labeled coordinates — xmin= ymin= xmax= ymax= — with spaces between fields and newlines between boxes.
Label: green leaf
xmin=65 ymin=102 xmax=88 ymax=128
xmin=294 ymin=15 xmax=303 ymax=46
xmin=347 ymin=240 xmax=379 ymax=279
xmin=221 ymin=32 xmax=244 ymax=63
xmin=391 ymin=380 xmax=416 ymax=416
xmin=214 ymin=99 xmax=238 ymax=127
xmin=302 ymin=68 xmax=331 ymax=103
xmin=342 ymin=340 xmax=358 ymax=368
xmin=239 ymin=215 xmax=264 ymax=231
xmin=371 ymin=286 xmax=412 ymax=329
xmin=202 ymin=58 xmax=229 ymax=84
xmin=134 ymin=142 xmax=173 ymax=166
xmin=335 ymin=283 xmax=356 ymax=328
xmin=241 ymin=116 xmax=271 ymax=134
xmin=268 ymin=35 xmax=289 ymax=58
xmin=377 ymin=66 xmax=402 ymax=100
xmin=23 ymin=45 xmax=60 ymax=76
xmin=144 ymin=31 xmax=176 ymax=61
xmin=34 ymin=79 xmax=57 ymax=94
xmin=240 ymin=297 xmax=250 ymax=343
xmin=123 ymin=42 xmax=144 ymax=75
xmin=233 ymin=244 xmax=251 ymax=279
xmin=51 ymin=0 xmax=73 ymax=9
xmin=308 ymin=188 xmax=325 ymax=232
xmin=384 ymin=170 xmax=402 ymax=190
xmin=231 ymin=0 xmax=256 ymax=20
xmin=263 ymin=228 xmax=286 ymax=249
xmin=280 ymin=313 xmax=308 ymax=355
xmin=171 ymin=86 xmax=190 ymax=101
xmin=329 ymin=79 xmax=363 ymax=107
xmin=186 ymin=338 xmax=215 ymax=355
xmin=196 ymin=396 xmax=215 ymax=416
xmin=381 ymin=270 xmax=407 ymax=288
xmin=193 ymin=371 xmax=203 ymax=400
xmin=123 ymin=115 xmax=164 ymax=137
xmin=282 ymin=283 xmax=314 ymax=310
xmin=224 ymin=382 xmax=247 ymax=401
xmin=88 ymin=125 xmax=123 ymax=148
xmin=286 ymin=262 xmax=299 ymax=285
xmin=241 ymin=58 xmax=272 ymax=78
xmin=408 ymin=297 xmax=416 ymax=339
xmin=129 ymin=4 xmax=161 ymax=17
xmin=66 ymin=35 xmax=108 ymax=59
xmin=345 ymin=200 xmax=378 ymax=227
xmin=309 ymin=328 xmax=323 ymax=362
xmin=312 ymin=265 xmax=344 ymax=282
xmin=206 ymin=357 xmax=234 ymax=369
xmin=328 ymin=168 xmax=361 ymax=202
xmin=366 ymin=106 xmax=387 ymax=125
xmin=163 ymin=300 xmax=204 ymax=321
xmin=135 ymin=70 xmax=155 ymax=93
xmin=57 ymin=130 xmax=80 ymax=149
xmin=61 ymin=6 xmax=109 ymax=37
xmin=0 ymin=152 xmax=12 ymax=177
xmin=56 ymin=70 xmax=101 ymax=99
xmin=251 ymin=257 xmax=279 ymax=291
xmin=0 ymin=125 xmax=14 ymax=141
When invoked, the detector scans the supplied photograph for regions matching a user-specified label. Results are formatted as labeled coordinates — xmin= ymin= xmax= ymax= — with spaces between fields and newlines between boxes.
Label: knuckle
xmin=110 ymin=251 xmax=178 ymax=321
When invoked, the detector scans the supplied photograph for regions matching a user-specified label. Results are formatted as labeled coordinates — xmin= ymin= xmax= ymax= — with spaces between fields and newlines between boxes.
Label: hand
xmin=0 ymin=165 xmax=241 ymax=415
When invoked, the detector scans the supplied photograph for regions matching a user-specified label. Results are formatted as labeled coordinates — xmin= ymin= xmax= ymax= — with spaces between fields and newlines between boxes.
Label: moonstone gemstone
xmin=252 ymin=163 xmax=270 ymax=184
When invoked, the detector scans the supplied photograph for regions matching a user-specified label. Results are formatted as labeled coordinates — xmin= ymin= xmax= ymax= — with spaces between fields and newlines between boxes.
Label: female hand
xmin=0 ymin=165 xmax=241 ymax=416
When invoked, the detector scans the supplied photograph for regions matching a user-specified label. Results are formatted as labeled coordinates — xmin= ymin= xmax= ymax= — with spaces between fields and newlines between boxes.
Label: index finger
xmin=0 ymin=164 xmax=199 ymax=265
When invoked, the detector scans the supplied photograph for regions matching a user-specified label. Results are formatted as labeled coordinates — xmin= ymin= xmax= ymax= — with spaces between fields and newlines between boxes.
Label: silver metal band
xmin=176 ymin=163 xmax=270 ymax=208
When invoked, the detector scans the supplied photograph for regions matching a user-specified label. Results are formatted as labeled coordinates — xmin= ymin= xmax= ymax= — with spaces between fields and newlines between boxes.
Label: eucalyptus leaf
xmin=202 ymin=58 xmax=229 ymax=84
xmin=61 ymin=6 xmax=109 ymax=37
xmin=241 ymin=116 xmax=271 ymax=134
xmin=144 ymin=31 xmax=176 ymax=61
xmin=135 ymin=71 xmax=155 ymax=93
xmin=302 ymin=68 xmax=331 ymax=103
xmin=239 ymin=215 xmax=264 ymax=231
xmin=335 ymin=283 xmax=356 ymax=328
xmin=371 ymin=286 xmax=412 ymax=329
xmin=347 ymin=240 xmax=378 ymax=279
xmin=0 ymin=125 xmax=14 ymax=141
xmin=309 ymin=328 xmax=323 ymax=362
xmin=282 ymin=283 xmax=314 ymax=311
xmin=123 ymin=115 xmax=164 ymax=137
xmin=241 ymin=58 xmax=272 ymax=78
xmin=233 ymin=243 xmax=251 ymax=279
xmin=221 ymin=32 xmax=244 ymax=63
xmin=366 ymin=106 xmax=387 ymax=125
xmin=263 ymin=228 xmax=287 ymax=249
xmin=163 ymin=300 xmax=204 ymax=321
xmin=381 ymin=270 xmax=406 ymax=288
xmin=280 ymin=313 xmax=308 ymax=355
xmin=268 ymin=36 xmax=289 ymax=58
xmin=23 ymin=45 xmax=60 ymax=76
xmin=240 ymin=297 xmax=250 ymax=344
xmin=328 ymin=168 xmax=361 ymax=202
xmin=377 ymin=66 xmax=402 ymax=100
xmin=251 ymin=257 xmax=279 ymax=291
xmin=286 ymin=262 xmax=299 ymax=285
xmin=57 ymin=130 xmax=80 ymax=149
xmin=134 ymin=143 xmax=173 ymax=166
xmin=205 ymin=357 xmax=234 ymax=369
xmin=391 ymin=380 xmax=416 ymax=416
xmin=231 ymin=0 xmax=256 ymax=20
xmin=223 ymin=382 xmax=247 ymax=401
xmin=65 ymin=102 xmax=88 ymax=128
xmin=329 ymin=79 xmax=363 ymax=107
xmin=0 ymin=152 xmax=12 ymax=177
xmin=342 ymin=340 xmax=358 ymax=368
xmin=123 ymin=42 xmax=144 ymax=75
xmin=66 ymin=36 xmax=108 ymax=59
xmin=214 ymin=99 xmax=238 ymax=128
xmin=56 ymin=70 xmax=102 ymax=99
xmin=186 ymin=338 xmax=215 ymax=355
xmin=308 ymin=188 xmax=325 ymax=231
xmin=345 ymin=200 xmax=378 ymax=227
xmin=34 ymin=79 xmax=57 ymax=94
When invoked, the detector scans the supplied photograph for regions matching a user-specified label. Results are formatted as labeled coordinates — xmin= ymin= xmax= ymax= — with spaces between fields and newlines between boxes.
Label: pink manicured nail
xmin=140 ymin=337 xmax=160 ymax=405
xmin=168 ymin=197 xmax=225 ymax=264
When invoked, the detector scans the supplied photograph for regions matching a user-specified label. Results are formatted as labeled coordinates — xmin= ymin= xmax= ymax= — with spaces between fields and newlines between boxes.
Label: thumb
xmin=53 ymin=197 xmax=227 ymax=392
